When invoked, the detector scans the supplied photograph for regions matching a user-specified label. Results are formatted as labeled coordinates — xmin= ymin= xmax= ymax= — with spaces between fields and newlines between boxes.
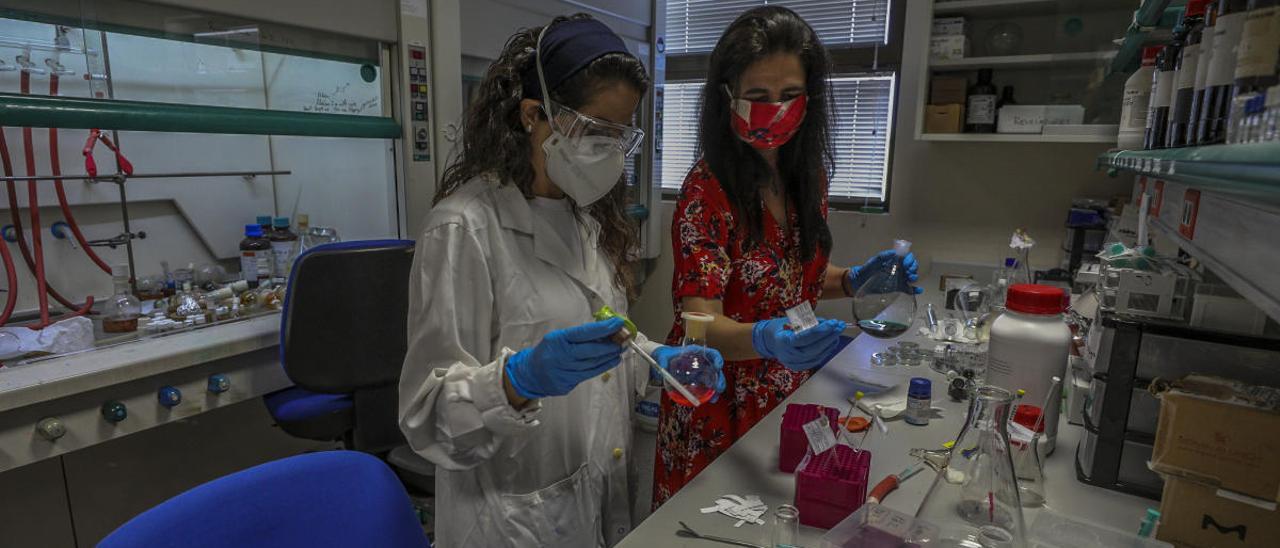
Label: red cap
xmin=1141 ymin=46 xmax=1163 ymax=66
xmin=1013 ymin=404 xmax=1045 ymax=433
xmin=1006 ymin=284 xmax=1067 ymax=315
xmin=1185 ymin=0 xmax=1211 ymax=17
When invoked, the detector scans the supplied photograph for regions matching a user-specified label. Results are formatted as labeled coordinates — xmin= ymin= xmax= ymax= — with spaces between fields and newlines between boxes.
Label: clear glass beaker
xmin=915 ymin=385 xmax=1027 ymax=547
xmin=772 ymin=504 xmax=800 ymax=548
xmin=667 ymin=311 xmax=719 ymax=406
xmin=853 ymin=240 xmax=919 ymax=339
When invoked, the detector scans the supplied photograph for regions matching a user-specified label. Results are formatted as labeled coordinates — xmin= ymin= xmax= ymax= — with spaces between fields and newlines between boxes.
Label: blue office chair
xmin=263 ymin=239 xmax=414 ymax=451
xmin=98 ymin=451 xmax=430 ymax=548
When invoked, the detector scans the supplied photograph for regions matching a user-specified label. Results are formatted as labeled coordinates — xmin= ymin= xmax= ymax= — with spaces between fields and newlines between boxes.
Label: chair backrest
xmin=98 ymin=451 xmax=430 ymax=548
xmin=280 ymin=239 xmax=415 ymax=393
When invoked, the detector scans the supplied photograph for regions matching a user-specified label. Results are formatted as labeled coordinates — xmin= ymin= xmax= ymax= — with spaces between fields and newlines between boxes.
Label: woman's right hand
xmin=504 ymin=317 xmax=627 ymax=399
xmin=751 ymin=317 xmax=846 ymax=371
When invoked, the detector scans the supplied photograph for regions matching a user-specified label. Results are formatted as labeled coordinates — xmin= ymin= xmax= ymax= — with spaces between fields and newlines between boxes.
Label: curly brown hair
xmin=433 ymin=13 xmax=648 ymax=298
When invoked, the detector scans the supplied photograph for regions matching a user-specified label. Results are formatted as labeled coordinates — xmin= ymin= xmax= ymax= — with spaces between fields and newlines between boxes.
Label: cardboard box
xmin=1044 ymin=105 xmax=1086 ymax=126
xmin=1150 ymin=375 xmax=1280 ymax=502
xmin=930 ymin=76 xmax=967 ymax=105
xmin=932 ymin=16 xmax=965 ymax=36
xmin=924 ymin=104 xmax=963 ymax=133
xmin=1157 ymin=476 xmax=1280 ymax=548
xmin=929 ymin=35 xmax=967 ymax=61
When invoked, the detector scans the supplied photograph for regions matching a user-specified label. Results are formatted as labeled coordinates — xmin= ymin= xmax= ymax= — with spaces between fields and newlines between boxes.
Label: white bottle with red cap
xmin=986 ymin=284 xmax=1071 ymax=453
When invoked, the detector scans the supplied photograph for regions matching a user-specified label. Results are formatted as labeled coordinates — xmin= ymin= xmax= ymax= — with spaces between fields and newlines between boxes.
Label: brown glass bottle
xmin=239 ymin=224 xmax=271 ymax=289
xmin=966 ymin=69 xmax=998 ymax=133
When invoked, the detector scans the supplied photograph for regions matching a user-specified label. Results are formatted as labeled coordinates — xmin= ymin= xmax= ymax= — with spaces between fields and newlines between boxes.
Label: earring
xmin=526 ymin=125 xmax=533 ymax=133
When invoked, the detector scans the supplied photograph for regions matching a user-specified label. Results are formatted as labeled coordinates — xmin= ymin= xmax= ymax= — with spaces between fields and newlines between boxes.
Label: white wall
xmin=629 ymin=3 xmax=1121 ymax=337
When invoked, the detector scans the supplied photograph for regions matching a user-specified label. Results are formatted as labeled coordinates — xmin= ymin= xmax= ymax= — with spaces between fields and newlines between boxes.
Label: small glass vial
xmin=103 ymin=264 xmax=141 ymax=333
xmin=772 ymin=504 xmax=800 ymax=548
xmin=905 ymin=377 xmax=932 ymax=426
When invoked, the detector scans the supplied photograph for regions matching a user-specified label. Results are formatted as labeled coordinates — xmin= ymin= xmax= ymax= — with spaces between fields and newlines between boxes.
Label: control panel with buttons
xmin=408 ymin=45 xmax=431 ymax=162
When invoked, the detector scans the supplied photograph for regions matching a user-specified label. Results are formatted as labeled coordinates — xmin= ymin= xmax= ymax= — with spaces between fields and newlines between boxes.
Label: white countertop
xmin=619 ymin=286 xmax=1154 ymax=547
xmin=0 ymin=314 xmax=280 ymax=413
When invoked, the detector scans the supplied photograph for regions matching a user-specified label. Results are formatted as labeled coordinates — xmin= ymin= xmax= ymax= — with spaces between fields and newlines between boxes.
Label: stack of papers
xmin=700 ymin=494 xmax=768 ymax=527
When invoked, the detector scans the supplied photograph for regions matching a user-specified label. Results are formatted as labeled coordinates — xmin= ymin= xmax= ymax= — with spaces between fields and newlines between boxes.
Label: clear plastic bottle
xmin=853 ymin=240 xmax=919 ymax=339
xmin=915 ymin=385 xmax=1027 ymax=548
xmin=103 ymin=264 xmax=141 ymax=333
xmin=667 ymin=312 xmax=720 ymax=406
xmin=1119 ymin=46 xmax=1162 ymax=149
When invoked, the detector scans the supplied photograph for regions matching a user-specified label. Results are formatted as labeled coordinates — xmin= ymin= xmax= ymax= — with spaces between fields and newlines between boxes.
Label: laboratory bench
xmin=620 ymin=279 xmax=1154 ymax=548
xmin=0 ymin=313 xmax=290 ymax=474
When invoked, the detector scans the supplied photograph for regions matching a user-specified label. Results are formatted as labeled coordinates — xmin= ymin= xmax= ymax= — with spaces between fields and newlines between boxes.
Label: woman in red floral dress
xmin=653 ymin=6 xmax=919 ymax=507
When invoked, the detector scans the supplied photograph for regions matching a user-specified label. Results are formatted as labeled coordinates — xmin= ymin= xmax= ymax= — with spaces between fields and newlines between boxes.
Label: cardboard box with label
xmin=929 ymin=35 xmax=968 ymax=61
xmin=930 ymin=76 xmax=967 ymax=105
xmin=996 ymin=105 xmax=1086 ymax=134
xmin=1151 ymin=375 xmax=1280 ymax=547
xmin=924 ymin=104 xmax=964 ymax=134
xmin=931 ymin=16 xmax=965 ymax=36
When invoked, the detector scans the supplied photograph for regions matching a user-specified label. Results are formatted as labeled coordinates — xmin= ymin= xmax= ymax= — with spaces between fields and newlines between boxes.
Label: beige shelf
xmin=930 ymin=51 xmax=1115 ymax=72
xmin=918 ymin=132 xmax=1116 ymax=143
xmin=933 ymin=0 xmax=1127 ymax=17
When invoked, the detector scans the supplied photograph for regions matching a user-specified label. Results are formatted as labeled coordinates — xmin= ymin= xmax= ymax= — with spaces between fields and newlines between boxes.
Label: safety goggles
xmin=544 ymin=99 xmax=646 ymax=158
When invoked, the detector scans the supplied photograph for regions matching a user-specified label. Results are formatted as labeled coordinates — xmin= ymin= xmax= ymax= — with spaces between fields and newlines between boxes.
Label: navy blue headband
xmin=522 ymin=18 xmax=631 ymax=101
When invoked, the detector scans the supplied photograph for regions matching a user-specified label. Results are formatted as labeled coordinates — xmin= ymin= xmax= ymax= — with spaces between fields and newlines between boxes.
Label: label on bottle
xmin=1194 ymin=27 xmax=1215 ymax=91
xmin=240 ymin=251 xmax=258 ymax=283
xmin=905 ymin=395 xmax=930 ymax=426
xmin=1176 ymin=44 xmax=1201 ymax=90
xmin=1121 ymin=87 xmax=1151 ymax=131
xmin=1234 ymin=7 xmax=1280 ymax=80
xmin=271 ymin=241 xmax=295 ymax=281
xmin=1208 ymin=12 xmax=1248 ymax=87
xmin=1153 ymin=71 xmax=1175 ymax=108
xmin=966 ymin=94 xmax=996 ymax=124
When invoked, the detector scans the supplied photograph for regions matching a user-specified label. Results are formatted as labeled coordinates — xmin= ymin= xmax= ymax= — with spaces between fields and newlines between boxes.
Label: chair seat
xmin=264 ymin=387 xmax=354 ymax=422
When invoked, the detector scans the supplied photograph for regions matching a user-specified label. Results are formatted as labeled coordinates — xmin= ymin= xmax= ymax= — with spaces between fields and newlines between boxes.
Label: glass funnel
xmin=853 ymin=240 xmax=919 ymax=339
xmin=915 ymin=385 xmax=1027 ymax=547
xmin=668 ymin=311 xmax=719 ymax=406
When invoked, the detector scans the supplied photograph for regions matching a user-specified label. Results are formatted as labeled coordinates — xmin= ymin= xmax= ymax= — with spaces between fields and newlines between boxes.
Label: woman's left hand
xmin=847 ymin=250 xmax=922 ymax=294
xmin=652 ymin=345 xmax=727 ymax=403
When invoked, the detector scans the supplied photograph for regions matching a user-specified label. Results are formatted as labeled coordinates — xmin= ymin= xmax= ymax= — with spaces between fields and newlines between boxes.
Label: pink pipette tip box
xmin=795 ymin=445 xmax=872 ymax=529
xmin=779 ymin=403 xmax=840 ymax=473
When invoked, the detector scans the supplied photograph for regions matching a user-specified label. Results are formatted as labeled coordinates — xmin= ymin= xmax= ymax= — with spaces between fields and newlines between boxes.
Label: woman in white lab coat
xmin=398 ymin=15 xmax=724 ymax=548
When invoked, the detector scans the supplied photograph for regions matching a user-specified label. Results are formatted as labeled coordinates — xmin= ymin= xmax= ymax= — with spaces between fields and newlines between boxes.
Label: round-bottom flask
xmin=667 ymin=311 xmax=718 ymax=407
xmin=853 ymin=240 xmax=919 ymax=339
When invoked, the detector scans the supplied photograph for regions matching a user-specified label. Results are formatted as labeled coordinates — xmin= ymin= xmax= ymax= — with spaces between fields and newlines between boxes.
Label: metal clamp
xmin=86 ymin=231 xmax=145 ymax=249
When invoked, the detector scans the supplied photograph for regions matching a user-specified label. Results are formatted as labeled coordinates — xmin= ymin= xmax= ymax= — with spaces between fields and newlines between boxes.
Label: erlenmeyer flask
xmin=915 ymin=386 xmax=1027 ymax=548
xmin=853 ymin=240 xmax=919 ymax=339
xmin=667 ymin=312 xmax=719 ymax=406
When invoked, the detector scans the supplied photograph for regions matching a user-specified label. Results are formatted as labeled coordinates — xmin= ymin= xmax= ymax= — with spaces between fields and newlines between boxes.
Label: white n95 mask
xmin=542 ymin=132 xmax=625 ymax=206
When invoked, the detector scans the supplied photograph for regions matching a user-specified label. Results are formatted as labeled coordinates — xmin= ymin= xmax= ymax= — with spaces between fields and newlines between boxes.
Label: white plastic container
xmin=1119 ymin=47 xmax=1161 ymax=149
xmin=986 ymin=284 xmax=1071 ymax=453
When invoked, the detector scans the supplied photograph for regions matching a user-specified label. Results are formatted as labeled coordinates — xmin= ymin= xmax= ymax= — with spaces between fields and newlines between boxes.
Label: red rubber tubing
xmin=0 ymin=135 xmax=18 ymax=326
xmin=48 ymin=74 xmax=111 ymax=274
xmin=19 ymin=71 xmax=50 ymax=326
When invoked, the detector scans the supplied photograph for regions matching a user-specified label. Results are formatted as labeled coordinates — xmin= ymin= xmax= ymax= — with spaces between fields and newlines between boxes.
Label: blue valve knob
xmin=36 ymin=417 xmax=65 ymax=441
xmin=101 ymin=401 xmax=127 ymax=423
xmin=1 ymin=225 xmax=16 ymax=243
xmin=50 ymin=221 xmax=70 ymax=240
xmin=207 ymin=374 xmax=230 ymax=394
xmin=158 ymin=386 xmax=182 ymax=408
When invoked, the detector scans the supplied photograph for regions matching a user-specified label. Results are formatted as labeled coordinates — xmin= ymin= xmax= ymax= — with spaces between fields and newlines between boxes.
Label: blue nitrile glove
xmin=752 ymin=317 xmax=847 ymax=371
xmin=848 ymin=250 xmax=923 ymax=294
xmin=505 ymin=317 xmax=627 ymax=399
xmin=651 ymin=345 xmax=727 ymax=402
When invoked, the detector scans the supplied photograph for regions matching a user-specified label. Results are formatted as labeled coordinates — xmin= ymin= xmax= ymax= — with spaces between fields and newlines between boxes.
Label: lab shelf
xmin=920 ymin=132 xmax=1116 ymax=143
xmin=0 ymin=93 xmax=402 ymax=139
xmin=930 ymin=52 xmax=1115 ymax=72
xmin=1099 ymin=143 xmax=1280 ymax=201
xmin=932 ymin=0 xmax=1127 ymax=18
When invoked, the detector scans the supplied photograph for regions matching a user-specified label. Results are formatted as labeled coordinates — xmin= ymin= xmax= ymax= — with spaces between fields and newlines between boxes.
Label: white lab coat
xmin=399 ymin=176 xmax=657 ymax=548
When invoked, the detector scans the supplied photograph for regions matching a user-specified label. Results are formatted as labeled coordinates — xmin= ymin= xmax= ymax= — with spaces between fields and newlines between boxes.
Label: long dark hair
xmin=434 ymin=14 xmax=649 ymax=297
xmin=698 ymin=6 xmax=833 ymax=260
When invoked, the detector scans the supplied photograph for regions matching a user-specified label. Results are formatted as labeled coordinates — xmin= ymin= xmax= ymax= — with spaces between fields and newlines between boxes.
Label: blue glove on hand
xmin=752 ymin=317 xmax=847 ymax=371
xmin=505 ymin=317 xmax=626 ymax=399
xmin=848 ymin=250 xmax=922 ymax=294
xmin=652 ymin=345 xmax=727 ymax=403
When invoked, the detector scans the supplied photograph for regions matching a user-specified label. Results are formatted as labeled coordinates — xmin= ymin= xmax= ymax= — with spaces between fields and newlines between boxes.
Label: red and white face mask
xmin=725 ymin=86 xmax=808 ymax=149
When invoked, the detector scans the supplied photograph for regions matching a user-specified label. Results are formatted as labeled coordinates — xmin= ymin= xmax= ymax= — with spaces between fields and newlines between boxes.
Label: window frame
xmin=659 ymin=0 xmax=907 ymax=212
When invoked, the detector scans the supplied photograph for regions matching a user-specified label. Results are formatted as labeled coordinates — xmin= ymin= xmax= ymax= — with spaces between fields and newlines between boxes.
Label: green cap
xmin=273 ymin=217 xmax=289 ymax=228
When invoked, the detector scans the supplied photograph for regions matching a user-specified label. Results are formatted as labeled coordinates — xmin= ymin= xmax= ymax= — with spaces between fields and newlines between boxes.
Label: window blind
xmin=664 ymin=0 xmax=891 ymax=55
xmin=659 ymin=74 xmax=894 ymax=202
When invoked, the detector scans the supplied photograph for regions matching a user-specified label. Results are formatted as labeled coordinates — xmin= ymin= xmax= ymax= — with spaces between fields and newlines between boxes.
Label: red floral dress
xmin=653 ymin=160 xmax=829 ymax=508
